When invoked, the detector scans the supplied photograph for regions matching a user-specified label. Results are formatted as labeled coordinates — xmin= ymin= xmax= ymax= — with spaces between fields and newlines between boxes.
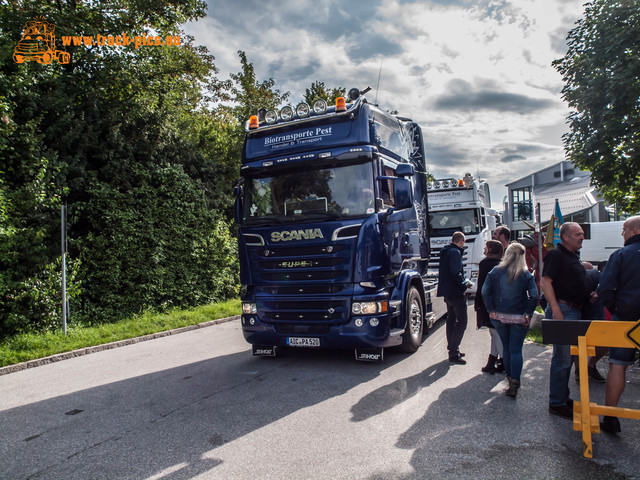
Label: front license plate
xmin=287 ymin=337 xmax=320 ymax=347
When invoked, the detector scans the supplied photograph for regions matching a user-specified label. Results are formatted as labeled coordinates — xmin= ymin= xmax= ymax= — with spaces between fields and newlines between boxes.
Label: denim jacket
xmin=481 ymin=266 xmax=539 ymax=317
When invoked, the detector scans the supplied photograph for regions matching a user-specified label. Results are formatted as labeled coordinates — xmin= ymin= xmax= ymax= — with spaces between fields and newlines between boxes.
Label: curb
xmin=0 ymin=315 xmax=240 ymax=376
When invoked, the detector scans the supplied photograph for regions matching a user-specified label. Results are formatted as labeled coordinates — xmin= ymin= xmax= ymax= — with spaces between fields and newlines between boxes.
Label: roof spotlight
xmin=264 ymin=110 xmax=278 ymax=124
xmin=257 ymin=108 xmax=267 ymax=121
xmin=280 ymin=105 xmax=294 ymax=121
xmin=348 ymin=88 xmax=360 ymax=101
xmin=313 ymin=98 xmax=328 ymax=115
xmin=296 ymin=102 xmax=310 ymax=118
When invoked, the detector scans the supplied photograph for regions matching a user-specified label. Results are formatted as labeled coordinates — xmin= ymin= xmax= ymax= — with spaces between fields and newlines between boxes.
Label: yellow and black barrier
xmin=542 ymin=319 xmax=640 ymax=458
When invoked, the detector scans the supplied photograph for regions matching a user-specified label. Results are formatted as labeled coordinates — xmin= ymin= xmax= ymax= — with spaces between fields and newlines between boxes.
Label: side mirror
xmin=234 ymin=184 xmax=243 ymax=224
xmin=395 ymin=163 xmax=414 ymax=177
xmin=393 ymin=178 xmax=413 ymax=210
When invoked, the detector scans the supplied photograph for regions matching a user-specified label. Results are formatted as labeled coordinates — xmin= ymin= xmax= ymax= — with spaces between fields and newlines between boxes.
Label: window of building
xmin=511 ymin=187 xmax=532 ymax=221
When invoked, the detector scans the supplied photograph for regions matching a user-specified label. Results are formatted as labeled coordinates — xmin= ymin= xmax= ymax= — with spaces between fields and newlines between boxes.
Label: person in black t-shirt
xmin=541 ymin=222 xmax=591 ymax=420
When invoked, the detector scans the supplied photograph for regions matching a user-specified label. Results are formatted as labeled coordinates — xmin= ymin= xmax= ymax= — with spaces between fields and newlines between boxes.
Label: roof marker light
xmin=248 ymin=115 xmax=259 ymax=129
xmin=336 ymin=97 xmax=346 ymax=112
xmin=313 ymin=98 xmax=328 ymax=115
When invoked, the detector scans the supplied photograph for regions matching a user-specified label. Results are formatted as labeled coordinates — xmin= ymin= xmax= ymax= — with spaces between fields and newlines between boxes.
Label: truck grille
xmin=260 ymin=299 xmax=348 ymax=324
xmin=428 ymin=244 xmax=470 ymax=270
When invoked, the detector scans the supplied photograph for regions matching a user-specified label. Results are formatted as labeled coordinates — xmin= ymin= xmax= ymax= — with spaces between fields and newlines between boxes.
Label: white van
xmin=580 ymin=221 xmax=624 ymax=268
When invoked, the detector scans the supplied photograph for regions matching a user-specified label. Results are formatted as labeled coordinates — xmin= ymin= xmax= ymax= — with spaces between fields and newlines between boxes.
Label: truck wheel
xmin=13 ymin=54 xmax=24 ymax=64
xmin=39 ymin=52 xmax=53 ymax=64
xmin=400 ymin=287 xmax=423 ymax=352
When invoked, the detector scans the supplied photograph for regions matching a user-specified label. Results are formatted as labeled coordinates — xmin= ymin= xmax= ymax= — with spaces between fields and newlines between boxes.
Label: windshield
xmin=242 ymin=163 xmax=375 ymax=225
xmin=429 ymin=209 xmax=481 ymax=237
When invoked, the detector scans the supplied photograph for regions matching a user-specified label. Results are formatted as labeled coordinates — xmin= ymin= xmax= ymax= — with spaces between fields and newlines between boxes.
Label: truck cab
xmin=235 ymin=90 xmax=444 ymax=360
xmin=426 ymin=174 xmax=496 ymax=294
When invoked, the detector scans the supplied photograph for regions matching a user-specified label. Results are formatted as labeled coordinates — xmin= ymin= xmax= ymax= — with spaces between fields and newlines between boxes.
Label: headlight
xmin=280 ymin=105 xmax=294 ymax=121
xmin=242 ymin=302 xmax=257 ymax=314
xmin=352 ymin=301 xmax=388 ymax=315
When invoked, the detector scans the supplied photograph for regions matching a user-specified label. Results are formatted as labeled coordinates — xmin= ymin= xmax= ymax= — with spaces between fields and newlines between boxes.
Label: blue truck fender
xmin=389 ymin=270 xmax=426 ymax=330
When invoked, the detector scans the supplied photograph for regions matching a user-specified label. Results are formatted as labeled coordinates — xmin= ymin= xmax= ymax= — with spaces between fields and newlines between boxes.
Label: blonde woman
xmin=481 ymin=243 xmax=539 ymax=397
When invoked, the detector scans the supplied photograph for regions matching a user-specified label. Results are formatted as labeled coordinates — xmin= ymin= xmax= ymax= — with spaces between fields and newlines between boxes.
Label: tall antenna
xmin=374 ymin=59 xmax=383 ymax=105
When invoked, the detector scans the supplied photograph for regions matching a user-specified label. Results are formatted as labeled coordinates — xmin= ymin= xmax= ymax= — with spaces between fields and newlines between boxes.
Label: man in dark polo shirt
xmin=596 ymin=215 xmax=640 ymax=434
xmin=541 ymin=222 xmax=590 ymax=419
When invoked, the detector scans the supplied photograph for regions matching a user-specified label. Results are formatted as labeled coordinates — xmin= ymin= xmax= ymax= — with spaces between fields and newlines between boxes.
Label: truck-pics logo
xmin=13 ymin=17 xmax=70 ymax=64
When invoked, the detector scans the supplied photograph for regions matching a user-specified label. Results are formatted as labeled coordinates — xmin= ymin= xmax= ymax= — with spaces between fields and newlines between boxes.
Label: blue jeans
xmin=547 ymin=303 xmax=581 ymax=407
xmin=491 ymin=319 xmax=528 ymax=382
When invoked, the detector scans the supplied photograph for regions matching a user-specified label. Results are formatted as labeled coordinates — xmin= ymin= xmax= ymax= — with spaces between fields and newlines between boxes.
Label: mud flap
xmin=355 ymin=348 xmax=384 ymax=362
xmin=252 ymin=345 xmax=277 ymax=357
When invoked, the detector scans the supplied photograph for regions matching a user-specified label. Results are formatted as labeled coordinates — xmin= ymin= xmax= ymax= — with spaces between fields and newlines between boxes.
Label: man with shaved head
xmin=597 ymin=216 xmax=640 ymax=434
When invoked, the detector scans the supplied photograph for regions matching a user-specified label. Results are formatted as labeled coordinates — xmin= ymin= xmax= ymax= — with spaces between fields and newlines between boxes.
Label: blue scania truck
xmin=235 ymin=88 xmax=444 ymax=361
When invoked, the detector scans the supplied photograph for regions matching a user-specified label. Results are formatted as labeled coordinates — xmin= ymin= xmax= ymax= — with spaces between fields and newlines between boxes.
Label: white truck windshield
xmin=429 ymin=209 xmax=481 ymax=236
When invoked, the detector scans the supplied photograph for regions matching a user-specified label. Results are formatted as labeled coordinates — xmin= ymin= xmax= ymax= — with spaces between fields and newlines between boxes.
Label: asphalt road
xmin=1 ymin=306 xmax=639 ymax=479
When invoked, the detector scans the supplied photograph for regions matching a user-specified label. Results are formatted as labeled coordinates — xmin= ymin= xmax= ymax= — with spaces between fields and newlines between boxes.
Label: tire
xmin=399 ymin=287 xmax=424 ymax=352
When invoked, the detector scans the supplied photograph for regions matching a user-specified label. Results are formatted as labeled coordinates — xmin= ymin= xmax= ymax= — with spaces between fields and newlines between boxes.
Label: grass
xmin=0 ymin=299 xmax=241 ymax=368
xmin=526 ymin=327 xmax=543 ymax=344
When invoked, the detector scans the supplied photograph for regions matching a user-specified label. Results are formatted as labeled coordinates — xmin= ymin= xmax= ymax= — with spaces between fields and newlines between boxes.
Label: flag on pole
xmin=552 ymin=199 xmax=564 ymax=246
xmin=544 ymin=214 xmax=555 ymax=250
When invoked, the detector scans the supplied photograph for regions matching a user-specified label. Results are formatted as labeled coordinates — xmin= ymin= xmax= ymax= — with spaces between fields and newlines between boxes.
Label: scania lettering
xmin=235 ymin=89 xmax=446 ymax=360
xmin=426 ymin=174 xmax=497 ymax=294
xmin=271 ymin=228 xmax=324 ymax=242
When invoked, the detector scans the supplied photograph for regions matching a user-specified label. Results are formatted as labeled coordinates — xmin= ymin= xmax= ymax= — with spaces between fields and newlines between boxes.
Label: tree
xmin=0 ymin=1 xmax=239 ymax=335
xmin=553 ymin=0 xmax=640 ymax=213
xmin=303 ymin=81 xmax=345 ymax=107
xmin=230 ymin=50 xmax=289 ymax=124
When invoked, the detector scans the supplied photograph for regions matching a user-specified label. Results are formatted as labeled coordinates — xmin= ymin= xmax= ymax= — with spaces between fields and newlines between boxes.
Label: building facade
xmin=503 ymin=161 xmax=611 ymax=235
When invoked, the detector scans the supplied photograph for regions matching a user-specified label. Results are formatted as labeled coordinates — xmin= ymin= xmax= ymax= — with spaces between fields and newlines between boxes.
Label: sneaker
xmin=588 ymin=366 xmax=606 ymax=383
xmin=600 ymin=416 xmax=621 ymax=434
xmin=449 ymin=355 xmax=466 ymax=365
xmin=549 ymin=404 xmax=573 ymax=420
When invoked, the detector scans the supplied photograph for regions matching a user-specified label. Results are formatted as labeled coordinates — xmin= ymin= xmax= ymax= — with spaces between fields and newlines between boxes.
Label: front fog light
xmin=355 ymin=318 xmax=363 ymax=327
xmin=369 ymin=318 xmax=379 ymax=327
xmin=242 ymin=302 xmax=257 ymax=314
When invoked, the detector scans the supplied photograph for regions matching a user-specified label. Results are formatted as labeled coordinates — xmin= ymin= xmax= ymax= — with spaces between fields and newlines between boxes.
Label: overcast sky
xmin=184 ymin=0 xmax=587 ymax=209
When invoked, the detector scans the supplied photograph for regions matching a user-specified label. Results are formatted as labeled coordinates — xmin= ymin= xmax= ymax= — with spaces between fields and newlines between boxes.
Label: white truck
xmin=426 ymin=173 xmax=497 ymax=294
xmin=579 ymin=221 xmax=624 ymax=269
